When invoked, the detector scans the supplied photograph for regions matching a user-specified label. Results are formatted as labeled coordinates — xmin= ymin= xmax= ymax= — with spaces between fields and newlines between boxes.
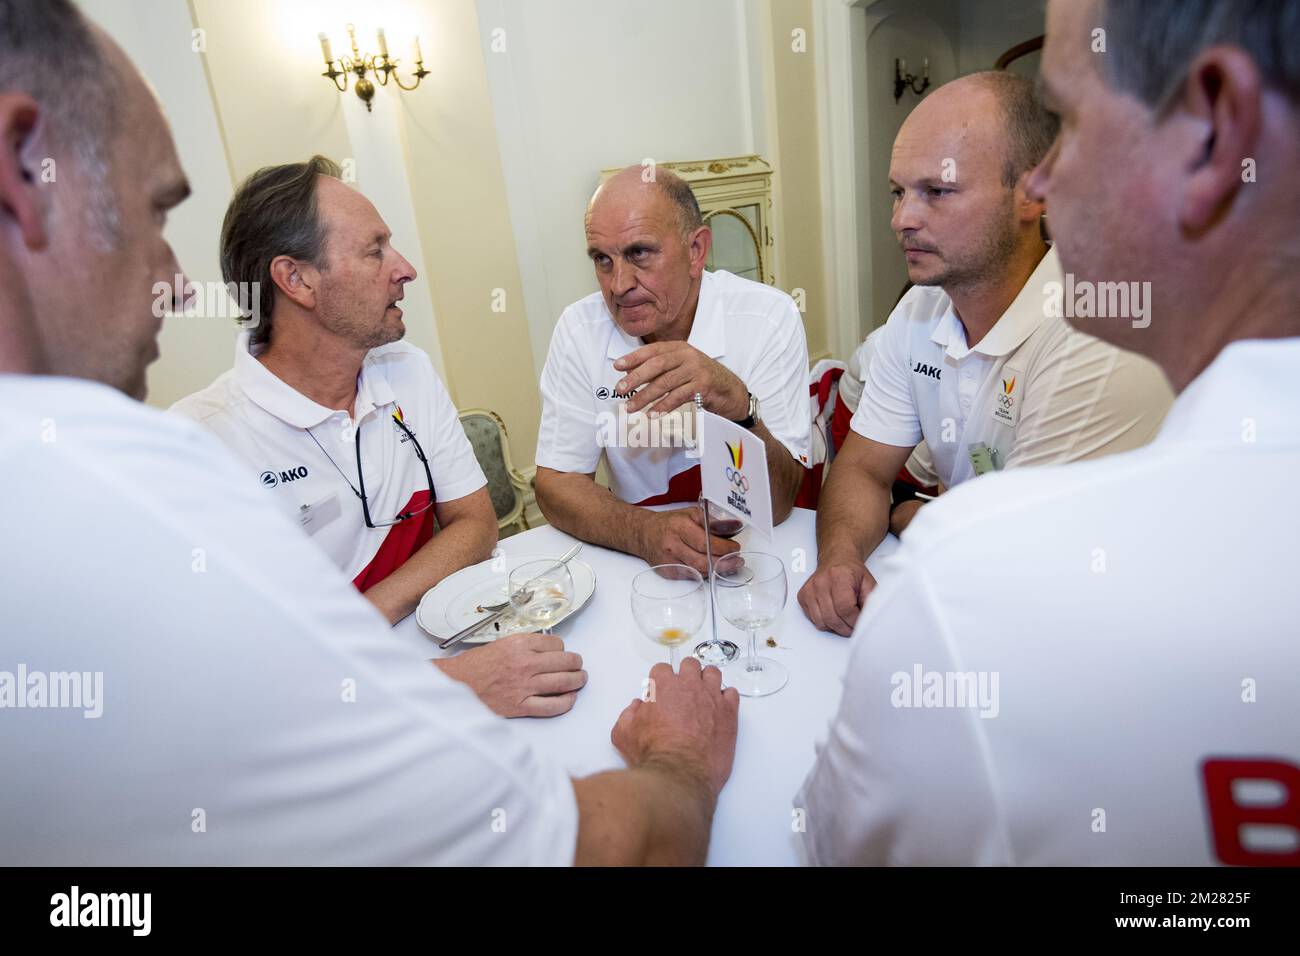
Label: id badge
xmin=298 ymin=492 xmax=342 ymax=536
xmin=968 ymin=442 xmax=1001 ymax=477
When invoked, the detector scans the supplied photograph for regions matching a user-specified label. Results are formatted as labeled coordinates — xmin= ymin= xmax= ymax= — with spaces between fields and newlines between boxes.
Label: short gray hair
xmin=221 ymin=156 xmax=342 ymax=346
xmin=1102 ymin=0 xmax=1300 ymax=111
xmin=967 ymin=70 xmax=1060 ymax=188
xmin=0 ymin=0 xmax=121 ymax=240
xmin=655 ymin=170 xmax=705 ymax=239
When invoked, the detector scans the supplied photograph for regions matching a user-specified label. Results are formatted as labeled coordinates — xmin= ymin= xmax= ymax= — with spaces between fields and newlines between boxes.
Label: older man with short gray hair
xmin=535 ymin=166 xmax=813 ymax=580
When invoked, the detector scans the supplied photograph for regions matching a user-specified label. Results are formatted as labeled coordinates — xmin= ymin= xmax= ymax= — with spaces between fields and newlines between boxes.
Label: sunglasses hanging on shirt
xmin=306 ymin=411 xmax=436 ymax=528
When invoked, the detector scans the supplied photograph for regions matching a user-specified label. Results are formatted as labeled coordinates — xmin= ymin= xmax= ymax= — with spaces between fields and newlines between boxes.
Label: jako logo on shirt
xmin=595 ymin=384 xmax=639 ymax=401
xmin=260 ymin=467 xmax=308 ymax=488
xmin=912 ymin=362 xmax=942 ymax=381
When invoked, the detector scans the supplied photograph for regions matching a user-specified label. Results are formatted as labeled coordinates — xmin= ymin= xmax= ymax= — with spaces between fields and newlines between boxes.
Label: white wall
xmin=477 ymin=0 xmax=760 ymax=375
xmin=863 ymin=0 xmax=960 ymax=331
xmin=79 ymin=0 xmax=237 ymax=409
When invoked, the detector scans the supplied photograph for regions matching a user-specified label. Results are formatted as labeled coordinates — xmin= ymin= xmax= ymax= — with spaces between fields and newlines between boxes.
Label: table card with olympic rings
xmin=699 ymin=408 xmax=773 ymax=541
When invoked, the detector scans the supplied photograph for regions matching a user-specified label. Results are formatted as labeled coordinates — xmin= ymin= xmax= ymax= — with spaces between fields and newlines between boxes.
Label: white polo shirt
xmin=171 ymin=332 xmax=485 ymax=590
xmin=842 ymin=326 xmax=940 ymax=488
xmin=537 ymin=269 xmax=812 ymax=505
xmin=850 ymin=247 xmax=1172 ymax=486
xmin=0 ymin=375 xmax=577 ymax=864
xmin=797 ymin=338 xmax=1300 ymax=865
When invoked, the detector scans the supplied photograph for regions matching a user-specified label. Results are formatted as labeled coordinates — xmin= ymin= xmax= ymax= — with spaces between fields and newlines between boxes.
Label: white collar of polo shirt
xmin=929 ymin=245 xmax=1060 ymax=362
xmin=603 ymin=269 xmax=728 ymax=362
xmin=234 ymin=330 xmax=396 ymax=428
xmin=1154 ymin=337 xmax=1300 ymax=447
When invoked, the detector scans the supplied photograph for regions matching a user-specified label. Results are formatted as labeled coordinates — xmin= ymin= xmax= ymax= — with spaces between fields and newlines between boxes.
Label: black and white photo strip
xmin=1 ymin=0 xmax=1296 ymax=938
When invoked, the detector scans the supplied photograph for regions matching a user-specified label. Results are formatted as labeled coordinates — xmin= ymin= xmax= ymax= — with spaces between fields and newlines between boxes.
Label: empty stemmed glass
xmin=630 ymin=565 xmax=707 ymax=671
xmin=509 ymin=559 xmax=574 ymax=634
xmin=713 ymin=551 xmax=788 ymax=697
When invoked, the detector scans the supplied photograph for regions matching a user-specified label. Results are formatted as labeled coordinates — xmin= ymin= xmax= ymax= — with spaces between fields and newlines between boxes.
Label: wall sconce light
xmin=894 ymin=57 xmax=930 ymax=102
xmin=319 ymin=23 xmax=429 ymax=112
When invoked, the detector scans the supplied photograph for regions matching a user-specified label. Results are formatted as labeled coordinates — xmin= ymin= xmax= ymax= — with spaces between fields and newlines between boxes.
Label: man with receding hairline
xmin=170 ymin=157 xmax=589 ymax=720
xmin=799 ymin=70 xmax=1173 ymax=637
xmin=535 ymin=165 xmax=812 ymax=579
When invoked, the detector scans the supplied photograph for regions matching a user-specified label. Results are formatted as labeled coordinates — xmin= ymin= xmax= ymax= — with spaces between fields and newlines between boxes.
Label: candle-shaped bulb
xmin=319 ymin=32 xmax=333 ymax=64
xmin=900 ymin=57 xmax=906 ymax=75
xmin=377 ymin=27 xmax=389 ymax=58
xmin=923 ymin=57 xmax=929 ymax=79
xmin=413 ymin=34 xmax=423 ymax=63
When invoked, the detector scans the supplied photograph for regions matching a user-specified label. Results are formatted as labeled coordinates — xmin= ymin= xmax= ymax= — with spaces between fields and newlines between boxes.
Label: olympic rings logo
xmin=725 ymin=467 xmax=749 ymax=493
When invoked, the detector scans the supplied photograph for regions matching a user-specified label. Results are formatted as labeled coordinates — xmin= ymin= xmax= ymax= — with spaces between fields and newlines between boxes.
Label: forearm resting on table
xmin=362 ymin=494 xmax=498 ymax=625
xmin=571 ymin=760 xmax=714 ymax=866
xmin=534 ymin=467 xmax=652 ymax=558
xmin=816 ymin=454 xmax=893 ymax=566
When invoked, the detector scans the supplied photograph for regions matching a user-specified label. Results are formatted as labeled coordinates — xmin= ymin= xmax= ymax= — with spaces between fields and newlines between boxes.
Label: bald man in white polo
xmin=797 ymin=0 xmax=1300 ymax=866
xmin=534 ymin=167 xmax=812 ymax=578
xmin=799 ymin=71 xmax=1172 ymax=637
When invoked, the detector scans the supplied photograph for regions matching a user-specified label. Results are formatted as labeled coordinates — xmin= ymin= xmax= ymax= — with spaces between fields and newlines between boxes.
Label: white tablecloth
xmin=390 ymin=506 xmax=900 ymax=866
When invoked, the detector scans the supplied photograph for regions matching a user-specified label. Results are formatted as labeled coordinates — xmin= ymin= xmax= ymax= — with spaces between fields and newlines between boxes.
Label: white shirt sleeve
xmin=419 ymin=356 xmax=489 ymax=503
xmin=849 ymin=304 xmax=923 ymax=448
xmin=747 ymin=297 xmax=813 ymax=465
xmin=535 ymin=309 xmax=603 ymax=476
xmin=795 ymin=551 xmax=1009 ymax=866
xmin=1003 ymin=327 xmax=1172 ymax=471
xmin=0 ymin=382 xmax=578 ymax=865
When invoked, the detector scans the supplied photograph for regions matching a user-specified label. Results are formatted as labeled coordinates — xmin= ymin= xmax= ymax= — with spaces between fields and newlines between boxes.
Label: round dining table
xmin=390 ymin=506 xmax=900 ymax=866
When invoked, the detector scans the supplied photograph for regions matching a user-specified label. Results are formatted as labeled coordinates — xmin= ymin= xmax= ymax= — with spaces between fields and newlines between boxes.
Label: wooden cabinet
xmin=599 ymin=156 xmax=777 ymax=287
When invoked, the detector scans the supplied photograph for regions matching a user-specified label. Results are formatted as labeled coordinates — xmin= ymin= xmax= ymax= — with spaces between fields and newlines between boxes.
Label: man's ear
xmin=687 ymin=224 xmax=712 ymax=278
xmin=1015 ymin=167 xmax=1048 ymax=224
xmin=268 ymin=255 xmax=318 ymax=310
xmin=1175 ymin=46 xmax=1262 ymax=236
xmin=0 ymin=93 xmax=48 ymax=252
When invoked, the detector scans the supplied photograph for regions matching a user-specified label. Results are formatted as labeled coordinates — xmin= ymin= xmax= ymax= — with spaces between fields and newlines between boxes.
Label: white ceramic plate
xmin=416 ymin=551 xmax=597 ymax=645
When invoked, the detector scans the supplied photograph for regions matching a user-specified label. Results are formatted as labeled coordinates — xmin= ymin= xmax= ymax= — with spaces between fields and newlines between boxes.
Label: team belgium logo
xmin=392 ymin=405 xmax=414 ymax=442
xmin=998 ymin=375 xmax=1016 ymax=411
xmin=724 ymin=440 xmax=749 ymax=492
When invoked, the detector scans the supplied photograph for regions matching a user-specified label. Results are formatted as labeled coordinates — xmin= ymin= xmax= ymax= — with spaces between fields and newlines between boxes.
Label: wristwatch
xmin=734 ymin=392 xmax=761 ymax=430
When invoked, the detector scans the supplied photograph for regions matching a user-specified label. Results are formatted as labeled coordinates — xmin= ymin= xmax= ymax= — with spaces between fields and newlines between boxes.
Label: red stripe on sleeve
xmin=352 ymin=490 xmax=436 ymax=592
xmin=634 ymin=465 xmax=702 ymax=507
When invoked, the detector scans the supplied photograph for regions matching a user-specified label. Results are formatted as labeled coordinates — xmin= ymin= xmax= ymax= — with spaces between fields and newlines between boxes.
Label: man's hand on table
xmin=797 ymin=559 xmax=877 ymax=637
xmin=615 ymin=341 xmax=749 ymax=420
xmin=635 ymin=507 xmax=741 ymax=578
xmin=612 ymin=657 xmax=740 ymax=800
xmin=434 ymin=633 xmax=587 ymax=718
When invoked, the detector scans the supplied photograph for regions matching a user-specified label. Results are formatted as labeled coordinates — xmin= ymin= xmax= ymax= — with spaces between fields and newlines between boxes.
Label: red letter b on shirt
xmin=1202 ymin=758 xmax=1300 ymax=866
